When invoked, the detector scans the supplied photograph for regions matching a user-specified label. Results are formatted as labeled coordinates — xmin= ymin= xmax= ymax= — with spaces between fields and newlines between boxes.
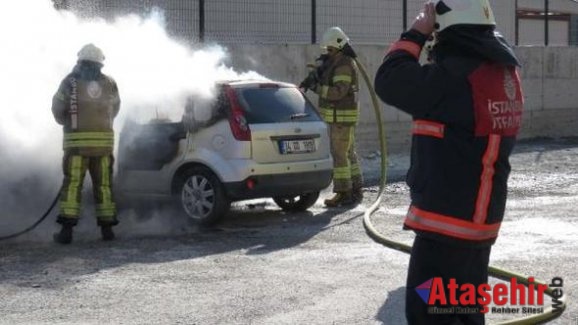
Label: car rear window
xmin=236 ymin=87 xmax=321 ymax=123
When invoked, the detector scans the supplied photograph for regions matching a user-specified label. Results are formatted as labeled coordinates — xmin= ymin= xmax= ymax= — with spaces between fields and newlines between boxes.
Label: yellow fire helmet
xmin=434 ymin=0 xmax=496 ymax=31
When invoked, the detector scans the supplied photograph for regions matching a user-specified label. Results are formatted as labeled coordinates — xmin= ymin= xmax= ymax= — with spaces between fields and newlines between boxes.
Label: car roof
xmin=216 ymin=79 xmax=296 ymax=89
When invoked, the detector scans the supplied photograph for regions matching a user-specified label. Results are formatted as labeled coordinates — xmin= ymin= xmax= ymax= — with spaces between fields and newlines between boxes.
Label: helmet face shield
xmin=434 ymin=0 xmax=496 ymax=31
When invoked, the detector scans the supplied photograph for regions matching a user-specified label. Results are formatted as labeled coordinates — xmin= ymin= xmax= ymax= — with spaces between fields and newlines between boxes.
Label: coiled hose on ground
xmin=352 ymin=54 xmax=567 ymax=324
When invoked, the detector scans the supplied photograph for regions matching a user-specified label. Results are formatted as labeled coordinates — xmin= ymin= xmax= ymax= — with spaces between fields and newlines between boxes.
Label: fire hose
xmin=346 ymin=47 xmax=567 ymax=324
xmin=0 ymin=189 xmax=60 ymax=241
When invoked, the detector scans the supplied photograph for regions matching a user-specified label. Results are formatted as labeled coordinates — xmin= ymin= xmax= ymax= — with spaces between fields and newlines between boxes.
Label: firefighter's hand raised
xmin=411 ymin=2 xmax=436 ymax=36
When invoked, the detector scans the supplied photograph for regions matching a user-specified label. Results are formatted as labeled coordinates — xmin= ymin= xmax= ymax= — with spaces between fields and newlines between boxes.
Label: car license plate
xmin=279 ymin=139 xmax=316 ymax=154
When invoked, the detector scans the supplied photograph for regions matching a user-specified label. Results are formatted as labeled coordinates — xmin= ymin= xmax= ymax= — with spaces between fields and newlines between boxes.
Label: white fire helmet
xmin=77 ymin=43 xmax=105 ymax=64
xmin=320 ymin=27 xmax=350 ymax=50
xmin=433 ymin=0 xmax=496 ymax=32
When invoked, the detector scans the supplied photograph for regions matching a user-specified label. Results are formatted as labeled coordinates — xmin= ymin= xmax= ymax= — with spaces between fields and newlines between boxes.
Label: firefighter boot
xmin=352 ymin=187 xmax=364 ymax=204
xmin=101 ymin=225 xmax=115 ymax=241
xmin=53 ymin=225 xmax=73 ymax=244
xmin=324 ymin=192 xmax=355 ymax=208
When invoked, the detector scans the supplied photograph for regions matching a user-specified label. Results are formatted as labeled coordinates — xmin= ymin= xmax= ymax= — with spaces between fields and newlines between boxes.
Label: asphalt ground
xmin=0 ymin=137 xmax=576 ymax=324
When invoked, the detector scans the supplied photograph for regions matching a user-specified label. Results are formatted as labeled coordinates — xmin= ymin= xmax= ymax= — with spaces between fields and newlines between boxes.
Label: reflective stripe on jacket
xmin=52 ymin=67 xmax=120 ymax=156
xmin=374 ymin=39 xmax=523 ymax=247
xmin=316 ymin=53 xmax=359 ymax=124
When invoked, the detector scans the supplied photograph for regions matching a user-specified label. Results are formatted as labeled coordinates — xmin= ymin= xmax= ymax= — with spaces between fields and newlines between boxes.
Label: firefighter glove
xmin=300 ymin=54 xmax=330 ymax=92
xmin=299 ymin=70 xmax=319 ymax=92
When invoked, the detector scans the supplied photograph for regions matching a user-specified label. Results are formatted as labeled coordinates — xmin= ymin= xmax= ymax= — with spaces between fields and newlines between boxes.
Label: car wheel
xmin=176 ymin=167 xmax=230 ymax=226
xmin=273 ymin=191 xmax=320 ymax=212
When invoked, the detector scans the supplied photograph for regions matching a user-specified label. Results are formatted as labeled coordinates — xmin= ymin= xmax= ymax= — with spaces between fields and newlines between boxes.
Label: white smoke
xmin=0 ymin=1 xmax=263 ymax=241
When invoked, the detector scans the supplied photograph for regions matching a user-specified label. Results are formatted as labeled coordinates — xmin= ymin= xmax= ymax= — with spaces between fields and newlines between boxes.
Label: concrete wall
xmin=517 ymin=46 xmax=578 ymax=141
xmin=227 ymin=44 xmax=578 ymax=155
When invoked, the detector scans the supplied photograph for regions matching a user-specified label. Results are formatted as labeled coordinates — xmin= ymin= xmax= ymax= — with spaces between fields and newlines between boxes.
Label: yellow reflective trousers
xmin=329 ymin=124 xmax=363 ymax=193
xmin=57 ymin=153 xmax=117 ymax=226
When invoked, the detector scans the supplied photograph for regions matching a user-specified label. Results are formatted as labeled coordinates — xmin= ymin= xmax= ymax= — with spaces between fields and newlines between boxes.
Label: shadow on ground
xmin=376 ymin=286 xmax=407 ymax=325
xmin=0 ymin=202 xmax=351 ymax=288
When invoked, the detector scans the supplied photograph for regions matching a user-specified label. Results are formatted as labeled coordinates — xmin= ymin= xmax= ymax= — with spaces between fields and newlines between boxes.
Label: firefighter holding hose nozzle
xmin=300 ymin=27 xmax=364 ymax=208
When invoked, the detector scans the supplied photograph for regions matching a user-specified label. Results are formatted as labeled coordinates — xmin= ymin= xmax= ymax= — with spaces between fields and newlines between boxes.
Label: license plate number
xmin=279 ymin=139 xmax=316 ymax=154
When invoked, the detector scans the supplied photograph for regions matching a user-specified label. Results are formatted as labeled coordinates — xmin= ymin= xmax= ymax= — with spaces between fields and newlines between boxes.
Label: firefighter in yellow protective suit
xmin=51 ymin=44 xmax=121 ymax=244
xmin=300 ymin=27 xmax=364 ymax=207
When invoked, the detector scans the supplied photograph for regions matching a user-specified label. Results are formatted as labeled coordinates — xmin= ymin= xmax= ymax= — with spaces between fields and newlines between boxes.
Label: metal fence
xmin=55 ymin=0 xmax=578 ymax=47
xmin=517 ymin=0 xmax=578 ymax=46
xmin=54 ymin=0 xmax=424 ymax=45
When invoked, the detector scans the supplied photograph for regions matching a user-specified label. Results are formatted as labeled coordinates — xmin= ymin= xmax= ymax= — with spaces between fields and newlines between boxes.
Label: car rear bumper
xmin=224 ymin=170 xmax=332 ymax=200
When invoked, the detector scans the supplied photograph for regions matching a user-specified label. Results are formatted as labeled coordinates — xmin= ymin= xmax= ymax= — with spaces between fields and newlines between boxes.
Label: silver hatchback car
xmin=116 ymin=80 xmax=333 ymax=225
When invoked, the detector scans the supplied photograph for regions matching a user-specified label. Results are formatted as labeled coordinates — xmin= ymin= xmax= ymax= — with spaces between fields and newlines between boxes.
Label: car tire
xmin=273 ymin=191 xmax=320 ymax=212
xmin=175 ymin=167 xmax=230 ymax=226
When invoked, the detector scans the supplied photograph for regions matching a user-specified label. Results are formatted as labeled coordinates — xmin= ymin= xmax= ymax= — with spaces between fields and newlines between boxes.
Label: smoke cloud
xmin=0 ymin=1 xmax=263 ymax=242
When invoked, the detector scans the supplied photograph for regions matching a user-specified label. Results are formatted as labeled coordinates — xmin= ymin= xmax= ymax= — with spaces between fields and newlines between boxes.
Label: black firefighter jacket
xmin=374 ymin=30 xmax=523 ymax=247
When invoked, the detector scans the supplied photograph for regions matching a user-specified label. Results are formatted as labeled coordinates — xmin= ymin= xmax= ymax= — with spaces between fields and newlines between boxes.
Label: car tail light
xmin=224 ymin=85 xmax=251 ymax=141
xmin=246 ymin=178 xmax=256 ymax=190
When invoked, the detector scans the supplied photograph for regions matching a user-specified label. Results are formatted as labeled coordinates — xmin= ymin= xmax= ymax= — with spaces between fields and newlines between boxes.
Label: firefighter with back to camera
xmin=374 ymin=1 xmax=523 ymax=324
xmin=300 ymin=26 xmax=364 ymax=208
xmin=52 ymin=43 xmax=121 ymax=244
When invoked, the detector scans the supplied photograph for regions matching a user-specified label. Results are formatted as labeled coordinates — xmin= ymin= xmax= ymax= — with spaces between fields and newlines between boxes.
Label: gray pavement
xmin=0 ymin=137 xmax=576 ymax=324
